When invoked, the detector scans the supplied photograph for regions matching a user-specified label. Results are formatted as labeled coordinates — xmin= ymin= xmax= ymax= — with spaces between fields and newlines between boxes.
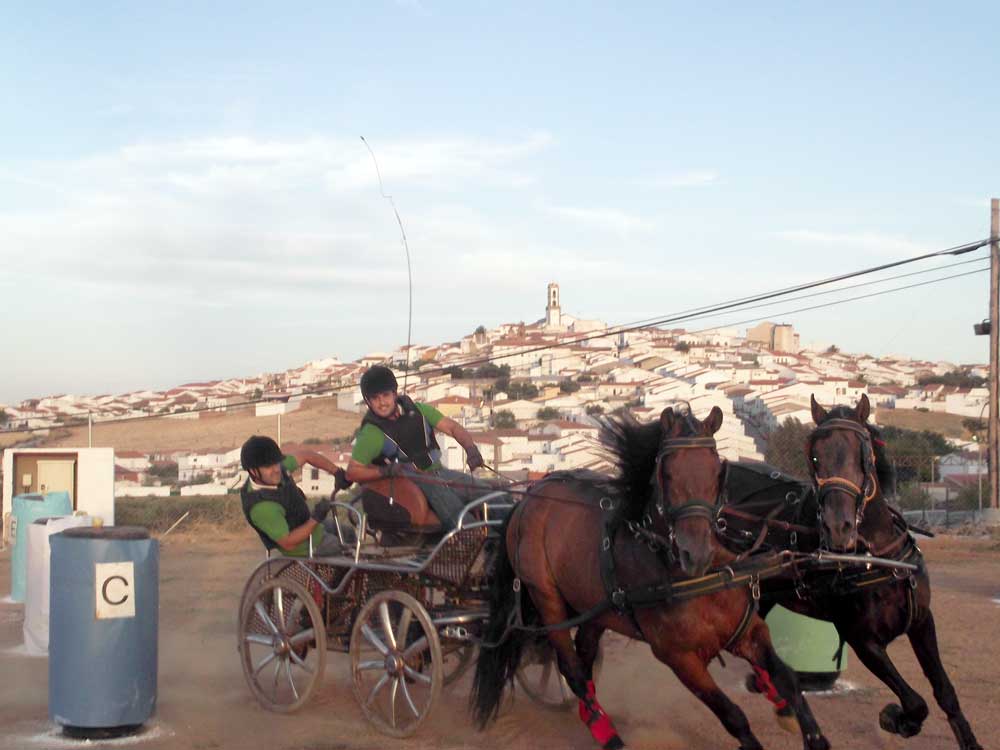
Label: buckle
xmin=599 ymin=497 xmax=615 ymax=511
xmin=611 ymin=588 xmax=627 ymax=609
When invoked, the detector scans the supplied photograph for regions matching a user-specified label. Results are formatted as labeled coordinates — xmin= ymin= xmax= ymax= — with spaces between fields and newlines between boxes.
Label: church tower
xmin=545 ymin=282 xmax=561 ymax=328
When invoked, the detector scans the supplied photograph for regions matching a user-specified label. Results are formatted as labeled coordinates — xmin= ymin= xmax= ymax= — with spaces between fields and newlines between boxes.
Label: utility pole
xmin=988 ymin=198 xmax=1000 ymax=524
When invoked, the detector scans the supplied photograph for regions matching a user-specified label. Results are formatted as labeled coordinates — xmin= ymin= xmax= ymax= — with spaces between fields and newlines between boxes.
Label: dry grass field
xmin=28 ymin=397 xmax=361 ymax=453
xmin=874 ymin=407 xmax=972 ymax=440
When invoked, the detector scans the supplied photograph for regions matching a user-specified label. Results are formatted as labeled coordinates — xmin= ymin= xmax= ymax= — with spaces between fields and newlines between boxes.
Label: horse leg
xmin=847 ymin=635 xmax=928 ymax=738
xmin=907 ymin=612 xmax=983 ymax=750
xmin=531 ymin=588 xmax=624 ymax=749
xmin=736 ymin=621 xmax=830 ymax=750
xmin=574 ymin=623 xmax=604 ymax=682
xmin=659 ymin=650 xmax=765 ymax=750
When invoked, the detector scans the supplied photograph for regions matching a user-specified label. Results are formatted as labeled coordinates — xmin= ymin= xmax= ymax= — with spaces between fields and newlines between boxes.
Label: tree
xmin=824 ymin=345 xmax=840 ymax=355
xmin=475 ymin=362 xmax=509 ymax=378
xmin=673 ymin=342 xmax=690 ymax=352
xmin=148 ymin=461 xmax=179 ymax=482
xmin=507 ymin=381 xmax=539 ymax=400
xmin=918 ymin=370 xmax=987 ymax=389
xmin=962 ymin=417 xmax=987 ymax=435
xmin=578 ymin=373 xmax=594 ymax=383
xmin=0 ymin=408 xmax=7 ymax=426
xmin=537 ymin=407 xmax=561 ymax=421
xmin=493 ymin=410 xmax=517 ymax=429
xmin=559 ymin=379 xmax=580 ymax=394
xmin=251 ymin=388 xmax=263 ymax=401
xmin=475 ymin=325 xmax=487 ymax=335
xmin=444 ymin=365 xmax=469 ymax=379
xmin=764 ymin=418 xmax=813 ymax=479
xmin=585 ymin=404 xmax=604 ymax=416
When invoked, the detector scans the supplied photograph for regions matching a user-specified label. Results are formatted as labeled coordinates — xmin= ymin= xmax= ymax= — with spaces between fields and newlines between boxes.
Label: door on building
xmin=36 ymin=459 xmax=76 ymax=507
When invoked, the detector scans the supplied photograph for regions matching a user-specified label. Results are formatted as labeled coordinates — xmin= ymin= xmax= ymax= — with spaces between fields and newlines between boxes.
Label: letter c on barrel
xmin=101 ymin=575 xmax=129 ymax=606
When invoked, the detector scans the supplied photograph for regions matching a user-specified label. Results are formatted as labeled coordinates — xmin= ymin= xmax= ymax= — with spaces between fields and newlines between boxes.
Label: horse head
xmin=654 ymin=405 xmax=726 ymax=577
xmin=808 ymin=393 xmax=879 ymax=552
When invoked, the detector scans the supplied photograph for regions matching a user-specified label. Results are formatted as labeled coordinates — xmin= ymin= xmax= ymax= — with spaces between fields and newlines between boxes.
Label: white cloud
xmin=541 ymin=203 xmax=654 ymax=234
xmin=642 ymin=169 xmax=721 ymax=189
xmin=774 ymin=229 xmax=929 ymax=256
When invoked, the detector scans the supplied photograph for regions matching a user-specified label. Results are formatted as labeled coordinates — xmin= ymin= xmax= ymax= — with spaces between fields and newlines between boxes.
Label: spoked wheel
xmin=238 ymin=559 xmax=295 ymax=623
xmin=515 ymin=638 xmax=603 ymax=711
xmin=239 ymin=578 xmax=326 ymax=713
xmin=441 ymin=641 xmax=477 ymax=687
xmin=350 ymin=591 xmax=443 ymax=737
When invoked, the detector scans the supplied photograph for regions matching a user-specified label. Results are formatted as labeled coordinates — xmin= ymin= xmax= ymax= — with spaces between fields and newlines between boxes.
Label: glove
xmin=333 ymin=468 xmax=353 ymax=493
xmin=466 ymin=445 xmax=485 ymax=472
xmin=379 ymin=462 xmax=403 ymax=479
xmin=311 ymin=498 xmax=331 ymax=522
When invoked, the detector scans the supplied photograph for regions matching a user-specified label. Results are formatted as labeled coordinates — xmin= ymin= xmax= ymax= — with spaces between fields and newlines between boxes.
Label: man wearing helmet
xmin=346 ymin=365 xmax=497 ymax=529
xmin=240 ymin=435 xmax=352 ymax=556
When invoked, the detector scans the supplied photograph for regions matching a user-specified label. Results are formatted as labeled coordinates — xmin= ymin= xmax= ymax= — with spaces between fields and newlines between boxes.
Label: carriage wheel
xmin=238 ymin=559 xmax=295 ymax=624
xmin=239 ymin=577 xmax=326 ymax=713
xmin=441 ymin=641 xmax=477 ymax=687
xmin=515 ymin=638 xmax=603 ymax=711
xmin=350 ymin=590 xmax=443 ymax=737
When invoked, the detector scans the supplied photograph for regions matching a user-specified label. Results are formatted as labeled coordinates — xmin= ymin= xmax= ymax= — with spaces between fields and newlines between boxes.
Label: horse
xmin=471 ymin=406 xmax=830 ymax=750
xmin=721 ymin=394 xmax=981 ymax=750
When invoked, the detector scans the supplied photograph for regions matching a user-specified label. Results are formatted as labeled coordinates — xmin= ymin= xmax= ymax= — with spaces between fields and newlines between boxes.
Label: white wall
xmin=116 ymin=485 xmax=172 ymax=498
xmin=2 ymin=447 xmax=115 ymax=529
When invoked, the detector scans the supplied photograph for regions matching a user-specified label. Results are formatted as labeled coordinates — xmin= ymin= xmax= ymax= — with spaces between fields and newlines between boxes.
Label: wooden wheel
xmin=350 ymin=590 xmax=443 ymax=737
xmin=515 ymin=638 xmax=603 ymax=711
xmin=239 ymin=577 xmax=326 ymax=713
xmin=238 ymin=559 xmax=295 ymax=623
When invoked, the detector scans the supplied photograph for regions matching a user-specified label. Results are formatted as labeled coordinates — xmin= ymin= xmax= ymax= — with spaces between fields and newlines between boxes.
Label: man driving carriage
xmin=345 ymin=365 xmax=507 ymax=529
xmin=240 ymin=435 xmax=354 ymax=556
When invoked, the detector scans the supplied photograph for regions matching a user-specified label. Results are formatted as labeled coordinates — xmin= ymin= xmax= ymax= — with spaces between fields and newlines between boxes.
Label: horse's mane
xmin=821 ymin=406 xmax=896 ymax=497
xmin=600 ymin=410 xmax=704 ymax=522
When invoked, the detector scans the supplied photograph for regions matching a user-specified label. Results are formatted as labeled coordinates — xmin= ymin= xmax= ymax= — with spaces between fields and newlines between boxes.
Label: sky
xmin=1 ymin=2 xmax=998 ymax=404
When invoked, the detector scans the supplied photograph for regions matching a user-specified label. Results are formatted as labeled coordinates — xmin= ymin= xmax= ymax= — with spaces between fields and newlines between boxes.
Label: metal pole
xmin=88 ymin=412 xmax=92 ymax=448
xmin=988 ymin=198 xmax=1000 ymax=524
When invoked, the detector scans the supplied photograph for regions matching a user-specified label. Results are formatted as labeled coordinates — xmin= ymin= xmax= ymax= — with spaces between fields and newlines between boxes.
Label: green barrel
xmin=765 ymin=605 xmax=847 ymax=691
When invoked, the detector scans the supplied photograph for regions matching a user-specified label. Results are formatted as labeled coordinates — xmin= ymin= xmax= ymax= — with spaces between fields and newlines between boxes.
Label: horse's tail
xmin=469 ymin=511 xmax=540 ymax=728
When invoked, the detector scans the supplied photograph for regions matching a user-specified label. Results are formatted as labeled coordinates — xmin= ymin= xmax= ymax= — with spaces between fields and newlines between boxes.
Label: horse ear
xmin=856 ymin=393 xmax=871 ymax=423
xmin=660 ymin=407 xmax=677 ymax=433
xmin=703 ymin=406 xmax=724 ymax=435
xmin=811 ymin=394 xmax=828 ymax=425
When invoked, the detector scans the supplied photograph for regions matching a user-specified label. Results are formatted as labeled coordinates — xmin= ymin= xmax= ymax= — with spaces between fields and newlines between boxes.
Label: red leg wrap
xmin=753 ymin=666 xmax=789 ymax=711
xmin=577 ymin=682 xmax=621 ymax=748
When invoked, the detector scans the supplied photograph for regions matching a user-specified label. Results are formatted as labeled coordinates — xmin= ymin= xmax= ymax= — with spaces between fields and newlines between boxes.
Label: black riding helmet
xmin=240 ymin=435 xmax=283 ymax=471
xmin=360 ymin=365 xmax=398 ymax=400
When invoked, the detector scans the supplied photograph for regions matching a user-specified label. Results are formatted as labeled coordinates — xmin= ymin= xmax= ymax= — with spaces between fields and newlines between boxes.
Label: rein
xmin=808 ymin=418 xmax=879 ymax=539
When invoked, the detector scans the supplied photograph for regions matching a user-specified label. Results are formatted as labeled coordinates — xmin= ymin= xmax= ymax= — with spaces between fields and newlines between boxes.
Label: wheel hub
xmin=384 ymin=652 xmax=405 ymax=676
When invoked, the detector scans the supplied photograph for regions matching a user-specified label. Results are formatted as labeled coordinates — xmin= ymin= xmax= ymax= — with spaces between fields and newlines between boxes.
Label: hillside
xmin=33 ymin=397 xmax=359 ymax=453
xmin=875 ymin=407 xmax=973 ymax=440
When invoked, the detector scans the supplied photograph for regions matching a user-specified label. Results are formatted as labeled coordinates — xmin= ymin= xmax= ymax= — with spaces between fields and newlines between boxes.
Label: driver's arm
xmin=434 ymin=416 xmax=479 ymax=453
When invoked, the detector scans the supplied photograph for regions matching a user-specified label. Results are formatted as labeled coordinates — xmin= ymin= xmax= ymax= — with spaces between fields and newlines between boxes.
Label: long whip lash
xmin=360 ymin=135 xmax=414 ymax=392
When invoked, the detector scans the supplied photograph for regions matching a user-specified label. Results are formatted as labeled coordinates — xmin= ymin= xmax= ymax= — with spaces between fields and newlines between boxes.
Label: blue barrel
xmin=10 ymin=492 xmax=72 ymax=602
xmin=766 ymin=605 xmax=847 ymax=691
xmin=49 ymin=527 xmax=159 ymax=735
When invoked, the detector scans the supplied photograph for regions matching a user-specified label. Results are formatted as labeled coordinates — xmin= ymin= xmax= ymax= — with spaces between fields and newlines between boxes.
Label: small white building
xmin=2 ymin=447 xmax=115 ymax=537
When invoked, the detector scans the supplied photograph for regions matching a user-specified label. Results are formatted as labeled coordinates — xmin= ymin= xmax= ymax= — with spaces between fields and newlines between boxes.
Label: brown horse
xmin=471 ymin=406 xmax=830 ymax=750
xmin=803 ymin=394 xmax=981 ymax=750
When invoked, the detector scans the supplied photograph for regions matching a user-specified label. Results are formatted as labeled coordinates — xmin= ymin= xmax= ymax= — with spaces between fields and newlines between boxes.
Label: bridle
xmin=652 ymin=436 xmax=729 ymax=531
xmin=808 ymin=418 xmax=879 ymax=533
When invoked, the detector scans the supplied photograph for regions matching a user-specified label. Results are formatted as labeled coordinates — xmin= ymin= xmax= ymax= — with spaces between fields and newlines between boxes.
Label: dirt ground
xmin=1 ymin=532 xmax=998 ymax=750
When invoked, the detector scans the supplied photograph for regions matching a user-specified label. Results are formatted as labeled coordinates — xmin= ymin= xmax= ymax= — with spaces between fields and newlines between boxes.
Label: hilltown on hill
xmin=0 ymin=283 xmax=988 ymax=500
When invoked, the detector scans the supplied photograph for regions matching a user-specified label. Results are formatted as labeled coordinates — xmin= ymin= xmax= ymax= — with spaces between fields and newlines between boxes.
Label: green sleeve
xmin=249 ymin=501 xmax=291 ymax=543
xmin=351 ymin=424 xmax=385 ymax=465
xmin=282 ymin=455 xmax=299 ymax=472
xmin=415 ymin=402 xmax=445 ymax=428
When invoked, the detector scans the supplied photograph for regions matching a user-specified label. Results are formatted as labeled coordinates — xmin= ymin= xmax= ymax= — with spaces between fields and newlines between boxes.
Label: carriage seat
xmin=358 ymin=476 xmax=444 ymax=547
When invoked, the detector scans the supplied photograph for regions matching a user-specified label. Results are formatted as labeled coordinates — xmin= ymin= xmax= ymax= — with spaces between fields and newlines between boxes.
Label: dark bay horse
xmin=471 ymin=406 xmax=830 ymax=750
xmin=723 ymin=394 xmax=981 ymax=750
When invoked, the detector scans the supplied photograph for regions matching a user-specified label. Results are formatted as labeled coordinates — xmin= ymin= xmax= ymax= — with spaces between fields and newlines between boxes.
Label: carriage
xmin=236 ymin=477 xmax=573 ymax=737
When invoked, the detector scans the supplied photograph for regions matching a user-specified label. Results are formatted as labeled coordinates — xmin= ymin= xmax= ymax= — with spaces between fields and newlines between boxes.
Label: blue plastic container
xmin=49 ymin=526 xmax=159 ymax=734
xmin=10 ymin=492 xmax=72 ymax=602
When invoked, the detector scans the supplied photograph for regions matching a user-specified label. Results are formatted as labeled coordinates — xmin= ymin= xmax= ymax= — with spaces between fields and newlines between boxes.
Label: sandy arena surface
xmin=1 ymin=532 xmax=997 ymax=750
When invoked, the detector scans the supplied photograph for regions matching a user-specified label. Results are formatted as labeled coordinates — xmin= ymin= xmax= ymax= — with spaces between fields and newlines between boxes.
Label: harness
xmin=361 ymin=395 xmax=441 ymax=470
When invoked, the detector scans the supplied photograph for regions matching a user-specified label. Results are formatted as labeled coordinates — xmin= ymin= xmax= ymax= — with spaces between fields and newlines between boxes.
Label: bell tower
xmin=545 ymin=282 xmax=561 ymax=328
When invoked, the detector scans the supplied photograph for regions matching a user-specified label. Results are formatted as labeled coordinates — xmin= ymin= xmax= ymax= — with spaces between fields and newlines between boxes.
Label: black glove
xmin=311 ymin=498 xmax=331 ymax=522
xmin=333 ymin=468 xmax=353 ymax=493
xmin=379 ymin=462 xmax=403 ymax=479
xmin=466 ymin=445 xmax=485 ymax=471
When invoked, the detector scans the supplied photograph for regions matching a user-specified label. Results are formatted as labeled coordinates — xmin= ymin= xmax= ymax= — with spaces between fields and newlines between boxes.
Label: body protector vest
xmin=361 ymin=395 xmax=442 ymax=471
xmin=241 ymin=469 xmax=311 ymax=550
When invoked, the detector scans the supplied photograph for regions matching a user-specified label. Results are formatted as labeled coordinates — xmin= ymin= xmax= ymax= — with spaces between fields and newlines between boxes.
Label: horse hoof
xmin=745 ymin=674 xmax=762 ymax=693
xmin=879 ymin=704 xmax=922 ymax=738
xmin=774 ymin=706 xmax=799 ymax=735
xmin=602 ymin=736 xmax=625 ymax=750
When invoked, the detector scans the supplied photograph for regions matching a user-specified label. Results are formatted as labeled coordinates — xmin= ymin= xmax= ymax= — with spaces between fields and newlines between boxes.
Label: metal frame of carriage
xmin=237 ymin=491 xmax=578 ymax=737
